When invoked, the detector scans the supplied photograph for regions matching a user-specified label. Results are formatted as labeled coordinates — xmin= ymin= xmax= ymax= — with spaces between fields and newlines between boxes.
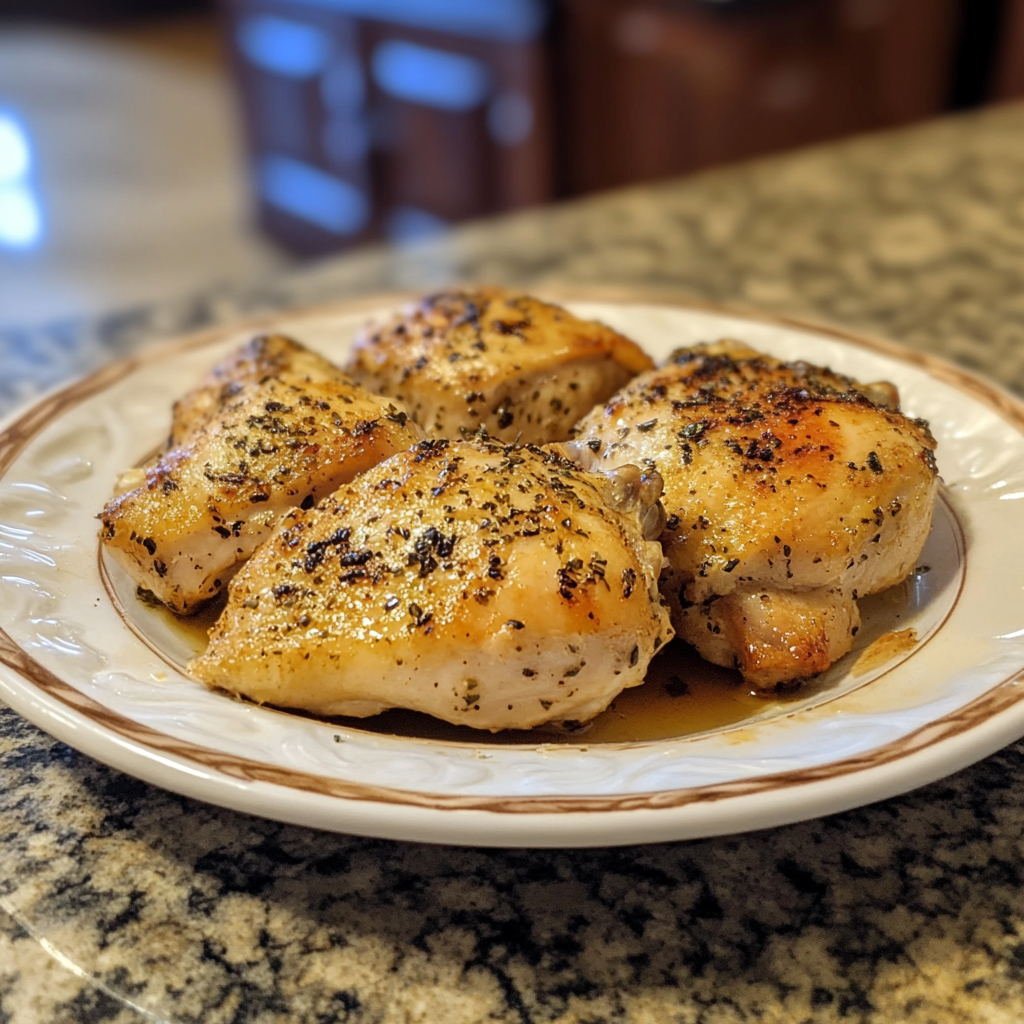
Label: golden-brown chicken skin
xmin=100 ymin=335 xmax=424 ymax=615
xmin=346 ymin=288 xmax=653 ymax=443
xmin=190 ymin=438 xmax=673 ymax=731
xmin=571 ymin=341 xmax=939 ymax=689
xmin=166 ymin=333 xmax=347 ymax=449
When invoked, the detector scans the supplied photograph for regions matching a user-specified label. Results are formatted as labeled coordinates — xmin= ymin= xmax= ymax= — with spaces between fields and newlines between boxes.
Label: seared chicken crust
xmin=572 ymin=340 xmax=939 ymax=688
xmin=346 ymin=288 xmax=653 ymax=443
xmin=100 ymin=334 xmax=424 ymax=615
xmin=190 ymin=438 xmax=673 ymax=731
xmin=166 ymin=332 xmax=350 ymax=449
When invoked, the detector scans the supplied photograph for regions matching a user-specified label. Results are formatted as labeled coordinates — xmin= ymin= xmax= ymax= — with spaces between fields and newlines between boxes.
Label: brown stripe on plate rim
xmin=0 ymin=290 xmax=1018 ymax=814
xmin=1 ymin=621 xmax=1022 ymax=814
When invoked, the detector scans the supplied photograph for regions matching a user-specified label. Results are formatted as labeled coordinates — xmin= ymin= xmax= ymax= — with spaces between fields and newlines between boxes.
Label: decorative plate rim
xmin=1 ymin=290 xmax=1023 ymax=841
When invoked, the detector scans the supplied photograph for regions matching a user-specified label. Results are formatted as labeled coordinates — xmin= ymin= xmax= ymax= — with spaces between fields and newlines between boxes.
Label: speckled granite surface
xmin=4 ymin=102 xmax=1024 ymax=1021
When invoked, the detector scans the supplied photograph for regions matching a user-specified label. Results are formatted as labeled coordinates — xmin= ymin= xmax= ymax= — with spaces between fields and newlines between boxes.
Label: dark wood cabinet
xmin=221 ymin=0 xmax=963 ymax=254
xmin=559 ymin=0 xmax=961 ymax=194
xmin=994 ymin=0 xmax=1024 ymax=100
xmin=221 ymin=0 xmax=551 ymax=253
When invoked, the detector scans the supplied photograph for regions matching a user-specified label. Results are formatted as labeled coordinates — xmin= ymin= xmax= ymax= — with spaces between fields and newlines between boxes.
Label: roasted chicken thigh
xmin=346 ymin=288 xmax=653 ymax=443
xmin=190 ymin=438 xmax=673 ymax=730
xmin=100 ymin=335 xmax=423 ymax=615
xmin=165 ymin=332 xmax=350 ymax=449
xmin=572 ymin=341 xmax=939 ymax=688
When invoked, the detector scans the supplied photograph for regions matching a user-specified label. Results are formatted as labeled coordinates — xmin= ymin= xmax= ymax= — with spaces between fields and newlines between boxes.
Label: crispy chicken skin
xmin=571 ymin=340 xmax=939 ymax=688
xmin=346 ymin=288 xmax=653 ymax=443
xmin=189 ymin=439 xmax=673 ymax=731
xmin=100 ymin=335 xmax=424 ymax=615
xmin=166 ymin=333 xmax=348 ymax=449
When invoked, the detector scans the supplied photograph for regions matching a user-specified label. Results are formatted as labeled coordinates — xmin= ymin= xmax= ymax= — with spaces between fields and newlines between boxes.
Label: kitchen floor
xmin=0 ymin=18 xmax=292 ymax=329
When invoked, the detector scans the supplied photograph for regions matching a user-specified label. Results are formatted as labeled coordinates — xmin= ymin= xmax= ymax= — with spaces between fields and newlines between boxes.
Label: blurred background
xmin=1 ymin=0 xmax=1022 ymax=327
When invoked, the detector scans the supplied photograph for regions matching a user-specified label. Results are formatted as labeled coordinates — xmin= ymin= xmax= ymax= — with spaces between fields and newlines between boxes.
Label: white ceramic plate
xmin=2 ymin=295 xmax=1024 ymax=848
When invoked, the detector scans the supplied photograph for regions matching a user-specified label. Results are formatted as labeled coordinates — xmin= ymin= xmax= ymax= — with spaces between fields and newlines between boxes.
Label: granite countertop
xmin=4 ymin=102 xmax=1024 ymax=1022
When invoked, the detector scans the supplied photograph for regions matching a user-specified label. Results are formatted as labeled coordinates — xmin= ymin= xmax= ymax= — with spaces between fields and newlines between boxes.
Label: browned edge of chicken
xmin=345 ymin=288 xmax=654 ymax=443
xmin=100 ymin=334 xmax=424 ymax=615
xmin=571 ymin=341 xmax=939 ymax=689
xmin=189 ymin=437 xmax=674 ymax=731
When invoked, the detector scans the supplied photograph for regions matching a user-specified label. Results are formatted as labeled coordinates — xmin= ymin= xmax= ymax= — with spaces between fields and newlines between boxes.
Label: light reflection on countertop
xmin=0 ymin=25 xmax=290 ymax=328
xmin=0 ymin=110 xmax=41 ymax=250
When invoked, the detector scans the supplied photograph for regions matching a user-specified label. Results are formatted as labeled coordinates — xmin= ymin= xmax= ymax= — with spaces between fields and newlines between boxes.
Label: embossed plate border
xmin=1 ymin=291 xmax=1023 ymax=847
